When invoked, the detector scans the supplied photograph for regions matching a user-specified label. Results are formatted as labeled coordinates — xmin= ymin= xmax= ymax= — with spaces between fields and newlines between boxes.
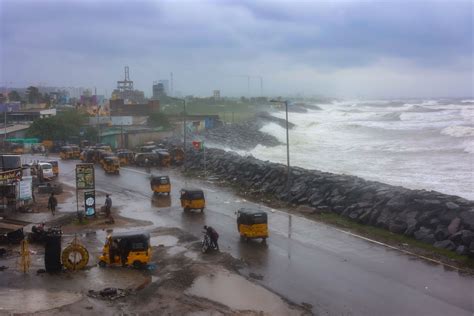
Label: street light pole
xmin=183 ymin=99 xmax=187 ymax=172
xmin=284 ymin=100 xmax=290 ymax=187
xmin=169 ymin=96 xmax=187 ymax=172
xmin=270 ymin=99 xmax=291 ymax=188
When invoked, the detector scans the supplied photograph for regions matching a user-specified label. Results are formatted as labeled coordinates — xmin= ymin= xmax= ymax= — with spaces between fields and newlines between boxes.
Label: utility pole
xmin=270 ymin=99 xmax=291 ymax=188
xmin=170 ymin=72 xmax=174 ymax=97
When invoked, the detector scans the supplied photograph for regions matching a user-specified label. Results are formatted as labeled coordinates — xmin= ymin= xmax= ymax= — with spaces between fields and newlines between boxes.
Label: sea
xmin=228 ymin=99 xmax=474 ymax=201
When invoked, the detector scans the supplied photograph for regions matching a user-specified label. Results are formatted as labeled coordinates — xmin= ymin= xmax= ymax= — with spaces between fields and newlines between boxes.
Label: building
xmin=111 ymin=66 xmax=145 ymax=104
xmin=7 ymin=108 xmax=56 ymax=124
xmin=158 ymin=80 xmax=170 ymax=95
xmin=109 ymin=99 xmax=160 ymax=116
xmin=98 ymin=126 xmax=172 ymax=149
xmin=213 ymin=90 xmax=221 ymax=100
xmin=152 ymin=82 xmax=166 ymax=99
xmin=0 ymin=125 xmax=30 ymax=141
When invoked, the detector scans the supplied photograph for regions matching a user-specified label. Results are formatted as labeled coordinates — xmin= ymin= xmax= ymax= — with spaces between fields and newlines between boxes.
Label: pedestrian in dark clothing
xmin=48 ymin=193 xmax=57 ymax=215
xmin=204 ymin=225 xmax=219 ymax=250
xmin=105 ymin=194 xmax=112 ymax=217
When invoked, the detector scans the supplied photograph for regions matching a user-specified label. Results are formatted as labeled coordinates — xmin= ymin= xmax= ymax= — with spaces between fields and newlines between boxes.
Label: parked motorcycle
xmin=201 ymin=231 xmax=216 ymax=253
xmin=29 ymin=224 xmax=62 ymax=243
xmin=201 ymin=231 xmax=213 ymax=253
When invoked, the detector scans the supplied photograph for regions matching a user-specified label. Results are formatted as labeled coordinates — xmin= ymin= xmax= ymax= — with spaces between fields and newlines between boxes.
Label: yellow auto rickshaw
xmin=150 ymin=175 xmax=170 ymax=195
xmin=102 ymin=156 xmax=120 ymax=174
xmin=117 ymin=150 xmax=134 ymax=165
xmin=98 ymin=151 xmax=114 ymax=167
xmin=71 ymin=145 xmax=81 ymax=159
xmin=236 ymin=208 xmax=268 ymax=242
xmin=98 ymin=232 xmax=151 ymax=268
xmin=59 ymin=146 xmax=74 ymax=159
xmin=157 ymin=151 xmax=171 ymax=167
xmin=180 ymin=188 xmax=205 ymax=212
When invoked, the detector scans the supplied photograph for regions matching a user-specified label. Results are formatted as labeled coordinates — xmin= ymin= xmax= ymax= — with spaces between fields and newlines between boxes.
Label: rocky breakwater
xmin=185 ymin=148 xmax=474 ymax=256
xmin=203 ymin=112 xmax=295 ymax=150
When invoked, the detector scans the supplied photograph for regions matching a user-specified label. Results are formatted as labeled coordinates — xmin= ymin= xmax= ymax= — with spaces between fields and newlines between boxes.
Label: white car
xmin=38 ymin=162 xmax=54 ymax=180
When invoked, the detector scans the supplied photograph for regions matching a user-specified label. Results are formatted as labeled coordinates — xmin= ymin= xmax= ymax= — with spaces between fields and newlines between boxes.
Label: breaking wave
xmin=370 ymin=112 xmax=402 ymax=121
xmin=405 ymin=105 xmax=442 ymax=113
xmin=441 ymin=125 xmax=474 ymax=138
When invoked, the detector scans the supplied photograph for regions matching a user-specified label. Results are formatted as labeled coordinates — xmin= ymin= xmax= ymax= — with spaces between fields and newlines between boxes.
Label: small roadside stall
xmin=0 ymin=168 xmax=22 ymax=215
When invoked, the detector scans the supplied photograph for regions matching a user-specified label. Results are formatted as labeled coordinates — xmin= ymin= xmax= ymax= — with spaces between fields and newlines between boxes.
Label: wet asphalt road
xmin=47 ymin=158 xmax=474 ymax=316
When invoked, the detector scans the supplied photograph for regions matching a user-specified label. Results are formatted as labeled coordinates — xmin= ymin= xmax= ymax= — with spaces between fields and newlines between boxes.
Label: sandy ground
xmin=0 ymin=183 xmax=309 ymax=316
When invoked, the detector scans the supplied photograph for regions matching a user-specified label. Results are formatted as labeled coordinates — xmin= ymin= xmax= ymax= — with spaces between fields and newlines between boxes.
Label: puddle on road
xmin=0 ymin=289 xmax=82 ymax=314
xmin=151 ymin=235 xmax=178 ymax=247
xmin=85 ymin=266 xmax=148 ymax=290
xmin=167 ymin=245 xmax=187 ymax=256
xmin=184 ymin=251 xmax=198 ymax=260
xmin=186 ymin=270 xmax=299 ymax=315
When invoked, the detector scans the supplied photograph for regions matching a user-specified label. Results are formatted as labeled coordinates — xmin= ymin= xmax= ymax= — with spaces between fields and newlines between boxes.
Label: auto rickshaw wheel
xmin=133 ymin=260 xmax=144 ymax=269
xmin=262 ymin=238 xmax=267 ymax=243
xmin=200 ymin=208 xmax=204 ymax=212
xmin=183 ymin=207 xmax=189 ymax=212
xmin=98 ymin=260 xmax=106 ymax=268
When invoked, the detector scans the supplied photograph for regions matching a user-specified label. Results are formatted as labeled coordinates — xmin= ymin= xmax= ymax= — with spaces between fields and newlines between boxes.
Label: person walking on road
xmin=48 ymin=192 xmax=57 ymax=215
xmin=105 ymin=194 xmax=114 ymax=222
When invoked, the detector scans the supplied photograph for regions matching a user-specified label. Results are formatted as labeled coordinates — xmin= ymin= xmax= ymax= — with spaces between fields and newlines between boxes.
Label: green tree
xmin=27 ymin=109 xmax=90 ymax=141
xmin=147 ymin=112 xmax=171 ymax=129
xmin=8 ymin=90 xmax=22 ymax=102
xmin=26 ymin=86 xmax=42 ymax=104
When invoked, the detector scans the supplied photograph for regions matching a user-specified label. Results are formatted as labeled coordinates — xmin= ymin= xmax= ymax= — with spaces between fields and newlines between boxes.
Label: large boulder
xmin=433 ymin=240 xmax=456 ymax=251
xmin=389 ymin=219 xmax=408 ymax=234
xmin=447 ymin=217 xmax=461 ymax=235
xmin=460 ymin=210 xmax=474 ymax=229
xmin=414 ymin=227 xmax=435 ymax=244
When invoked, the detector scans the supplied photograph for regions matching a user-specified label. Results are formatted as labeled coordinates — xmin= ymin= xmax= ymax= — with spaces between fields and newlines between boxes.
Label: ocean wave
xmin=338 ymin=109 xmax=364 ymax=113
xmin=405 ymin=105 xmax=442 ymax=113
xmin=441 ymin=125 xmax=474 ymax=138
xmin=370 ymin=112 xmax=402 ymax=121
xmin=462 ymin=140 xmax=474 ymax=154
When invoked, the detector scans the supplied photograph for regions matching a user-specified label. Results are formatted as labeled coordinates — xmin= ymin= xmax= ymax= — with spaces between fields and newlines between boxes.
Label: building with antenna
xmin=111 ymin=66 xmax=145 ymax=104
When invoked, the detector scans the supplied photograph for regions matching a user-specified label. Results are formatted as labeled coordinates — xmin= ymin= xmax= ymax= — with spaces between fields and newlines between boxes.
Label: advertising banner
xmin=84 ymin=191 xmax=96 ymax=216
xmin=75 ymin=163 xmax=95 ymax=190
xmin=19 ymin=176 xmax=33 ymax=201
xmin=0 ymin=168 xmax=22 ymax=182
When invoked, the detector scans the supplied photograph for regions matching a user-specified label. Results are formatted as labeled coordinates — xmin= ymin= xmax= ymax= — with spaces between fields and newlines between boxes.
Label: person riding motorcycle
xmin=203 ymin=225 xmax=219 ymax=250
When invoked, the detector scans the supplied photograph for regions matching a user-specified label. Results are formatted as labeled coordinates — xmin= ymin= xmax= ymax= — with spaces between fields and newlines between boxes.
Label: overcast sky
xmin=1 ymin=0 xmax=472 ymax=98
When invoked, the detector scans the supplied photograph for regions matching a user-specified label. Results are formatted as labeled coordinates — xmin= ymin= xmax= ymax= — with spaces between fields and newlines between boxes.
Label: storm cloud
xmin=1 ymin=0 xmax=472 ymax=98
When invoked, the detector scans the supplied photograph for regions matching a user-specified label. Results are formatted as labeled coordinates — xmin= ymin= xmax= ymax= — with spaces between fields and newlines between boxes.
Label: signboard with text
xmin=75 ymin=164 xmax=95 ymax=190
xmin=0 ymin=168 xmax=22 ymax=182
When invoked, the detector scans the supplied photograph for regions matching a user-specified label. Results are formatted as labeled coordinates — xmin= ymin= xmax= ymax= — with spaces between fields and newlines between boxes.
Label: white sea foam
xmin=441 ymin=125 xmax=474 ymax=138
xmin=249 ymin=99 xmax=474 ymax=200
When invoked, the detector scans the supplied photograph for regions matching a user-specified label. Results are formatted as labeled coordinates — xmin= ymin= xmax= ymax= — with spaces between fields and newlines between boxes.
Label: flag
xmin=192 ymin=141 xmax=204 ymax=150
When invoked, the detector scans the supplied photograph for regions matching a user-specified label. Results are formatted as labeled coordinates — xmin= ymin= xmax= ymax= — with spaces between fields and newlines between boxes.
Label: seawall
xmin=185 ymin=147 xmax=474 ymax=256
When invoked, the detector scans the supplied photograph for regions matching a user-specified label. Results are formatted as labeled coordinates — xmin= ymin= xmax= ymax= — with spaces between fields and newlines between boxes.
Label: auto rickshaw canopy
xmin=104 ymin=156 xmax=119 ymax=162
xmin=180 ymin=188 xmax=204 ymax=199
xmin=151 ymin=175 xmax=170 ymax=185
xmin=109 ymin=231 xmax=150 ymax=251
xmin=237 ymin=208 xmax=268 ymax=225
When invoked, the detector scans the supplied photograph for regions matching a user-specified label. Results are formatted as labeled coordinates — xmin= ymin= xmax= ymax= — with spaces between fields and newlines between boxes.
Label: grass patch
xmin=316 ymin=212 xmax=474 ymax=270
